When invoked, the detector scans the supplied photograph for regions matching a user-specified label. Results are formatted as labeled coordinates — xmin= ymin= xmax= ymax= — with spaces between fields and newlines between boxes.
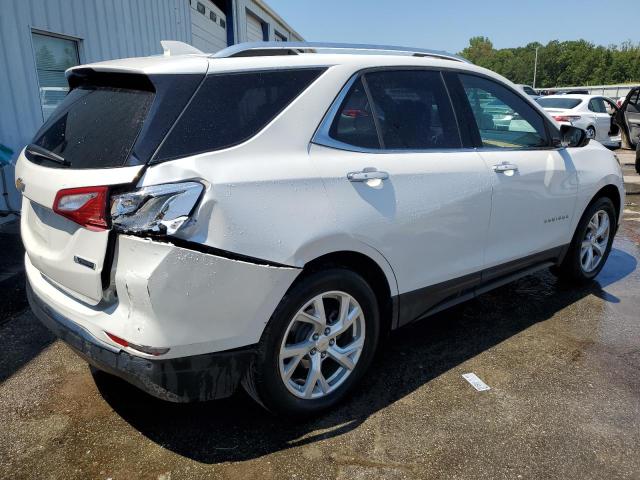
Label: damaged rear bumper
xmin=27 ymin=281 xmax=255 ymax=402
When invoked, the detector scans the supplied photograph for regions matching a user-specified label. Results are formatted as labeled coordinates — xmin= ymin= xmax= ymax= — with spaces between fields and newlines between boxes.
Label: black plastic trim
xmin=27 ymin=281 xmax=256 ymax=402
xmin=395 ymin=245 xmax=566 ymax=327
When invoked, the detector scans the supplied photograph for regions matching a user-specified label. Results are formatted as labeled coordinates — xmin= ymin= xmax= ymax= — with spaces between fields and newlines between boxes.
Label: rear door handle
xmin=347 ymin=170 xmax=389 ymax=182
xmin=492 ymin=163 xmax=519 ymax=173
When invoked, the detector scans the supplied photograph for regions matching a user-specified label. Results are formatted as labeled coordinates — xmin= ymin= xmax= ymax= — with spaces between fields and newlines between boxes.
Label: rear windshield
xmin=536 ymin=97 xmax=582 ymax=109
xmin=155 ymin=68 xmax=326 ymax=161
xmin=30 ymin=85 xmax=154 ymax=169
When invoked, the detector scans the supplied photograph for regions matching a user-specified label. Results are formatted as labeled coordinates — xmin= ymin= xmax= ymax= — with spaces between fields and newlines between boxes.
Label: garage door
xmin=190 ymin=0 xmax=227 ymax=53
xmin=246 ymin=12 xmax=265 ymax=42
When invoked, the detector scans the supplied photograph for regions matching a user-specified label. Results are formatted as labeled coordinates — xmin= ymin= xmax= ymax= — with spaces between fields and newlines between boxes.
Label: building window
xmin=197 ymin=2 xmax=205 ymax=14
xmin=220 ymin=18 xmax=226 ymax=28
xmin=275 ymin=31 xmax=287 ymax=42
xmin=32 ymin=32 xmax=80 ymax=121
xmin=210 ymin=11 xmax=217 ymax=21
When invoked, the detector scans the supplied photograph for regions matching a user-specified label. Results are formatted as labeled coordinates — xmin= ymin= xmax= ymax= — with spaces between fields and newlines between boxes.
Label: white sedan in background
xmin=537 ymin=95 xmax=621 ymax=147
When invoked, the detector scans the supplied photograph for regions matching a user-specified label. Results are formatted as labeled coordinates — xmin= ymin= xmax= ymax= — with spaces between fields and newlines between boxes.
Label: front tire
xmin=243 ymin=268 xmax=380 ymax=416
xmin=553 ymin=197 xmax=616 ymax=283
xmin=586 ymin=126 xmax=596 ymax=140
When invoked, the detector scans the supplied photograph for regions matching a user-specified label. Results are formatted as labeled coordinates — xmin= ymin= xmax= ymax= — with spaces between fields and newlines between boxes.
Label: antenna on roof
xmin=161 ymin=40 xmax=203 ymax=56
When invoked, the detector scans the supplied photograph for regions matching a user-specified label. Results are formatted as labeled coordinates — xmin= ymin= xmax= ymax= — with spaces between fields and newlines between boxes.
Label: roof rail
xmin=212 ymin=41 xmax=469 ymax=63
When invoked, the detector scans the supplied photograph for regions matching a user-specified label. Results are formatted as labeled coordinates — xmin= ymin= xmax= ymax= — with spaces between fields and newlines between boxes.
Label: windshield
xmin=537 ymin=97 xmax=582 ymax=109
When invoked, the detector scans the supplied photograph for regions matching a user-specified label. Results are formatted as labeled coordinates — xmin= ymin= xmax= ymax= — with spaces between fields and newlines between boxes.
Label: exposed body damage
xmin=27 ymin=235 xmax=301 ymax=401
xmin=112 ymin=235 xmax=301 ymax=357
xmin=28 ymin=235 xmax=301 ymax=359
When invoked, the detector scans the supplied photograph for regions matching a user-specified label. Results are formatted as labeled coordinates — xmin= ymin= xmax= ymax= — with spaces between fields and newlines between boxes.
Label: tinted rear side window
xmin=31 ymin=86 xmax=154 ymax=169
xmin=364 ymin=70 xmax=461 ymax=149
xmin=329 ymin=77 xmax=380 ymax=149
xmin=156 ymin=68 xmax=325 ymax=161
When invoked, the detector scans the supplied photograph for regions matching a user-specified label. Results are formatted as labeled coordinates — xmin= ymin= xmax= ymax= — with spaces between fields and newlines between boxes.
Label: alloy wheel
xmin=278 ymin=291 xmax=366 ymax=399
xmin=580 ymin=209 xmax=610 ymax=273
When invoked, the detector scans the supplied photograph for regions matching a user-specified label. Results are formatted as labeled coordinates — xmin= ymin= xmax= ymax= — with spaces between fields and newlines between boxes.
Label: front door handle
xmin=347 ymin=170 xmax=389 ymax=182
xmin=492 ymin=163 xmax=519 ymax=174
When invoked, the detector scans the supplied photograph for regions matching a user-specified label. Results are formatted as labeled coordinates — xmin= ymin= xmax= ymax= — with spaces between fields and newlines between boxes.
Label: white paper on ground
xmin=462 ymin=373 xmax=490 ymax=391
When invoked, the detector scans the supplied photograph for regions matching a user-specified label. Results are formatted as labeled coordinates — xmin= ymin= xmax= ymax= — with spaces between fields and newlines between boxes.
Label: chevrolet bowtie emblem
xmin=15 ymin=177 xmax=25 ymax=193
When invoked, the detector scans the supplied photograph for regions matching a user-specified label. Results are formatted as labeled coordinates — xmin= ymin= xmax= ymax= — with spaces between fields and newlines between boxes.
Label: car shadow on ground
xmin=0 ymin=220 xmax=56 ymax=383
xmin=92 ymin=247 xmax=636 ymax=464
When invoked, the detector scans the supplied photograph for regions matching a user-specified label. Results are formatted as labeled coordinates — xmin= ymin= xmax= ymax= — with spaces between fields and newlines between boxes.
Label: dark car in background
xmin=614 ymin=87 xmax=640 ymax=173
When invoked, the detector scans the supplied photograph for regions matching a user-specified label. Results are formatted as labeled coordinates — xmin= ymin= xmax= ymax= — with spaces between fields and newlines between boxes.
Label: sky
xmin=266 ymin=0 xmax=638 ymax=54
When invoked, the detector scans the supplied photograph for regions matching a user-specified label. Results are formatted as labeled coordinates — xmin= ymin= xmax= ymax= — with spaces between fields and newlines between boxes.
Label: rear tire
xmin=552 ymin=197 xmax=616 ymax=284
xmin=586 ymin=126 xmax=596 ymax=140
xmin=243 ymin=268 xmax=380 ymax=417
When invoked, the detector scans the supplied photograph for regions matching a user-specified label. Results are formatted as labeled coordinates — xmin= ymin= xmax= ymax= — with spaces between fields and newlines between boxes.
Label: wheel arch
xmin=591 ymin=183 xmax=621 ymax=221
xmin=300 ymin=250 xmax=398 ymax=335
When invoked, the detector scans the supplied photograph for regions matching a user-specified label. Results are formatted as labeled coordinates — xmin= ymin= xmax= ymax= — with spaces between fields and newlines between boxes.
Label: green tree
xmin=460 ymin=36 xmax=494 ymax=65
xmin=458 ymin=38 xmax=640 ymax=88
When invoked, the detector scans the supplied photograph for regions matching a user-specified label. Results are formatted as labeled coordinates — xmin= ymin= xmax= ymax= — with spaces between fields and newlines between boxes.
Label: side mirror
xmin=559 ymin=124 xmax=590 ymax=148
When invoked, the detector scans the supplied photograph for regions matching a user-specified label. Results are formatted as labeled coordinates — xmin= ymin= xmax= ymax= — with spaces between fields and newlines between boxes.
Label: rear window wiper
xmin=26 ymin=144 xmax=71 ymax=167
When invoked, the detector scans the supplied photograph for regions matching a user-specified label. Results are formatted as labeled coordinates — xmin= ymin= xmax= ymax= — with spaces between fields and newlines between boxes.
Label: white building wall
xmin=236 ymin=0 xmax=303 ymax=43
xmin=189 ymin=0 xmax=227 ymax=53
xmin=0 ymin=0 xmax=301 ymax=213
xmin=0 ymin=0 xmax=192 ymax=212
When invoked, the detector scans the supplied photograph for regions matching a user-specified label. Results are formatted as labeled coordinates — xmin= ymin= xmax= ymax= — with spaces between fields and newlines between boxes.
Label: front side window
xmin=328 ymin=70 xmax=461 ymax=150
xmin=32 ymin=32 xmax=80 ymax=121
xmin=156 ymin=68 xmax=325 ymax=160
xmin=626 ymin=91 xmax=640 ymax=113
xmin=460 ymin=74 xmax=549 ymax=149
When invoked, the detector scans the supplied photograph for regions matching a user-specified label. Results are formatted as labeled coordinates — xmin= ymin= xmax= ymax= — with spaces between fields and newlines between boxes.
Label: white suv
xmin=17 ymin=42 xmax=624 ymax=416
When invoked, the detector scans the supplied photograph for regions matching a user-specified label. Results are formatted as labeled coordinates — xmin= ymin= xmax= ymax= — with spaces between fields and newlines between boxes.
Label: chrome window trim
xmin=311 ymin=73 xmax=367 ymax=152
xmin=312 ymin=68 xmax=466 ymax=154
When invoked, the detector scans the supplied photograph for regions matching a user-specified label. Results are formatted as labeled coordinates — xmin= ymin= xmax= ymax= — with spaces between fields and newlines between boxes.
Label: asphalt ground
xmin=0 ymin=151 xmax=639 ymax=479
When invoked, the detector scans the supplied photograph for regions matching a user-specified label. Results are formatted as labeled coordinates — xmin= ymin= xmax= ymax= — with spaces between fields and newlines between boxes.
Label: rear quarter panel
xmin=139 ymin=64 xmax=400 ymax=295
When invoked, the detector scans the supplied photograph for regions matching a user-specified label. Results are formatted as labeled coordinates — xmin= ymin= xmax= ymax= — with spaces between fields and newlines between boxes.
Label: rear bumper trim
xmin=27 ymin=280 xmax=255 ymax=402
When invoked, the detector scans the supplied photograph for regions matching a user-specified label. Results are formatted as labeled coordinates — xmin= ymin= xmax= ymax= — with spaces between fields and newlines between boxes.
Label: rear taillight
xmin=53 ymin=182 xmax=203 ymax=234
xmin=110 ymin=181 xmax=204 ymax=235
xmin=53 ymin=186 xmax=109 ymax=231
xmin=553 ymin=115 xmax=581 ymax=122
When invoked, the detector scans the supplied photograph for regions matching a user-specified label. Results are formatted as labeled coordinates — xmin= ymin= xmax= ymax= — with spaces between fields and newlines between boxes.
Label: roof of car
xmin=66 ymin=41 xmax=534 ymax=104
xmin=67 ymin=41 xmax=486 ymax=76
xmin=68 ymin=50 xmax=495 ymax=79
